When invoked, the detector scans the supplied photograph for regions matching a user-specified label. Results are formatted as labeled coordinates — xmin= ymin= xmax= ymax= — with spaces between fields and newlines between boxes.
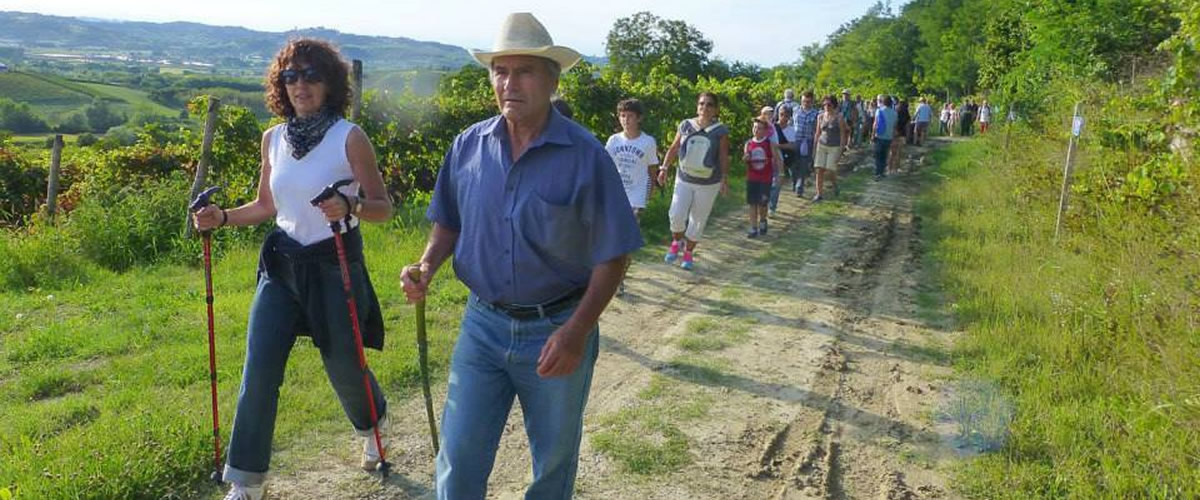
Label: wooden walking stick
xmin=408 ymin=268 xmax=440 ymax=454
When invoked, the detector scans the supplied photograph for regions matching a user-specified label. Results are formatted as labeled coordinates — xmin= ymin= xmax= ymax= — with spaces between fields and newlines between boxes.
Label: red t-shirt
xmin=744 ymin=137 xmax=774 ymax=183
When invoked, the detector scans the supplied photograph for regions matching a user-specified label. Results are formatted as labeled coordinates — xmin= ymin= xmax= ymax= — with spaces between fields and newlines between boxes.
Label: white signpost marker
xmin=1055 ymin=103 xmax=1084 ymax=240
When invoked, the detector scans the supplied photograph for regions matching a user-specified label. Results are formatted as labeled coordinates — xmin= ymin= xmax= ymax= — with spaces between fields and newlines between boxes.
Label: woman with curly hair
xmin=192 ymin=38 xmax=393 ymax=500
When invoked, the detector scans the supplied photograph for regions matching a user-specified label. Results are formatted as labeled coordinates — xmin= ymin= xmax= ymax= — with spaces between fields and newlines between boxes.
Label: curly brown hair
xmin=264 ymin=38 xmax=351 ymax=118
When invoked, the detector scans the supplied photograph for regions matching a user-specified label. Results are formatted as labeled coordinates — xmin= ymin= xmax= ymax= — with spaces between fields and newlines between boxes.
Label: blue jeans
xmin=436 ymin=294 xmax=599 ymax=500
xmin=768 ymin=171 xmax=782 ymax=211
xmin=873 ymin=138 xmax=892 ymax=177
xmin=223 ymin=261 xmax=386 ymax=487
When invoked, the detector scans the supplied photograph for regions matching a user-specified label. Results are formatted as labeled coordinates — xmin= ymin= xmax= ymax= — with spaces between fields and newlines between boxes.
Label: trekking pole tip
xmin=376 ymin=460 xmax=392 ymax=478
xmin=210 ymin=470 xmax=223 ymax=484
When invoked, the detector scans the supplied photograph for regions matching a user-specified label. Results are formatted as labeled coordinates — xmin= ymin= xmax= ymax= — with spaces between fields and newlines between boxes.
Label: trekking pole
xmin=406 ymin=268 xmax=440 ymax=455
xmin=188 ymin=186 xmax=224 ymax=484
xmin=309 ymin=179 xmax=391 ymax=478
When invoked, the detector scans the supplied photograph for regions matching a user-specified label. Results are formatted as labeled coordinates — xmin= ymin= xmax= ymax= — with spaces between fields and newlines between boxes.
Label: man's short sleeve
xmin=425 ymin=146 xmax=461 ymax=231
xmin=582 ymin=149 xmax=644 ymax=266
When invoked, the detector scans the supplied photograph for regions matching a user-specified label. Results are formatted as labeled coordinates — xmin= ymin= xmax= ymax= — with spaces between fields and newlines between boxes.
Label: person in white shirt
xmin=606 ymin=98 xmax=658 ymax=294
xmin=914 ymin=97 xmax=933 ymax=146
xmin=979 ymin=100 xmax=993 ymax=134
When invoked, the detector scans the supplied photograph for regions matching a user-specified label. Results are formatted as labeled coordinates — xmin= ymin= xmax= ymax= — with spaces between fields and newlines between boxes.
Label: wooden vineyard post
xmin=185 ymin=97 xmax=221 ymax=237
xmin=46 ymin=134 xmax=63 ymax=220
xmin=351 ymin=59 xmax=363 ymax=121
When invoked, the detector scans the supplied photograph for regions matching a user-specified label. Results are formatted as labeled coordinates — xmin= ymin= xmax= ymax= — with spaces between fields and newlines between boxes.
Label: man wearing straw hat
xmin=400 ymin=12 xmax=643 ymax=499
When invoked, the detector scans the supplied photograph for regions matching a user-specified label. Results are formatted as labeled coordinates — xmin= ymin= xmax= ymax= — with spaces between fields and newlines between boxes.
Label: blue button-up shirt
xmin=427 ymin=109 xmax=645 ymax=305
xmin=793 ymin=107 xmax=820 ymax=154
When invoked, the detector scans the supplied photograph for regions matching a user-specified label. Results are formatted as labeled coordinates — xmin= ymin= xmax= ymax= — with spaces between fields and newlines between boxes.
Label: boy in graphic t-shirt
xmin=605 ymin=98 xmax=658 ymax=294
xmin=742 ymin=118 xmax=780 ymax=238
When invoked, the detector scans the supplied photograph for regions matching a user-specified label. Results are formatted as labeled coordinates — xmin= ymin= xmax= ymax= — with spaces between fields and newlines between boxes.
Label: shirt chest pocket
xmin=517 ymin=193 xmax=589 ymax=266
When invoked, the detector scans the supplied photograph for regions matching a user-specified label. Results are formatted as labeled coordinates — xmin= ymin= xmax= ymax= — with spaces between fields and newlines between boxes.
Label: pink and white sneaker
xmin=680 ymin=252 xmax=695 ymax=270
xmin=664 ymin=240 xmax=681 ymax=263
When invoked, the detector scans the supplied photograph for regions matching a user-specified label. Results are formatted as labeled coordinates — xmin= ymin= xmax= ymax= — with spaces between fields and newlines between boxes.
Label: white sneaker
xmin=361 ymin=417 xmax=390 ymax=471
xmin=223 ymin=483 xmax=264 ymax=500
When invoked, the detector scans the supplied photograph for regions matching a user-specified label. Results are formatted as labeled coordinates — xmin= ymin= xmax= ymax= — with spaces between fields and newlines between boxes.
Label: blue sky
xmin=4 ymin=0 xmax=901 ymax=66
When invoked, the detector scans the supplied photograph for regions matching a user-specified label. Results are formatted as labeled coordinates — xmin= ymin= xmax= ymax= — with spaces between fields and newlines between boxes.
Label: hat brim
xmin=470 ymin=46 xmax=582 ymax=72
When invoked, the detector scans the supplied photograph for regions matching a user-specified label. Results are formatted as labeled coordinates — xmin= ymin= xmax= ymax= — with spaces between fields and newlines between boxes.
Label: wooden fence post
xmin=1054 ymin=102 xmax=1084 ymax=241
xmin=46 ymin=134 xmax=63 ymax=219
xmin=185 ymin=97 xmax=221 ymax=237
xmin=352 ymin=59 xmax=363 ymax=121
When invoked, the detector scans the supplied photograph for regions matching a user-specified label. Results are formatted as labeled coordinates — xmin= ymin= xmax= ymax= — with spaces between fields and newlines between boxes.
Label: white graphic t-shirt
xmin=605 ymin=132 xmax=659 ymax=209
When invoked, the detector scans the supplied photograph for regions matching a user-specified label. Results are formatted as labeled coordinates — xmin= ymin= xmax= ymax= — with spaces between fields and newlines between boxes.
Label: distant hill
xmin=0 ymin=70 xmax=179 ymax=125
xmin=0 ymin=11 xmax=475 ymax=72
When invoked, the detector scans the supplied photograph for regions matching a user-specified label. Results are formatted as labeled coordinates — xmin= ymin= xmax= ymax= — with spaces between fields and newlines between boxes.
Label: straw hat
xmin=470 ymin=13 xmax=582 ymax=71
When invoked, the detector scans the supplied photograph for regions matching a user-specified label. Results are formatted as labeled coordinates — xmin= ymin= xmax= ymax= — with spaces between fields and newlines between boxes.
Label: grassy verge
xmin=0 ymin=216 xmax=466 ymax=499
xmin=915 ymin=138 xmax=1200 ymax=497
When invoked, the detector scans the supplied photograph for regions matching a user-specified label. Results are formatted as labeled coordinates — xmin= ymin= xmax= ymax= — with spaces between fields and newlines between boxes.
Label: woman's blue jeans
xmin=436 ymin=294 xmax=599 ymax=500
xmin=223 ymin=261 xmax=386 ymax=487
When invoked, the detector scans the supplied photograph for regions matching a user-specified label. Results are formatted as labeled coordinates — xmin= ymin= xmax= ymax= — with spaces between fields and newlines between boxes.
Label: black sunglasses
xmin=279 ymin=67 xmax=323 ymax=85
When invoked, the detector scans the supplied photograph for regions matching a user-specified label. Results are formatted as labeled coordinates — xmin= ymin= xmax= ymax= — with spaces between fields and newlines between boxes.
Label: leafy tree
xmin=56 ymin=112 xmax=90 ymax=134
xmin=84 ymin=98 xmax=125 ymax=133
xmin=605 ymin=12 xmax=713 ymax=80
xmin=0 ymin=97 xmax=50 ymax=133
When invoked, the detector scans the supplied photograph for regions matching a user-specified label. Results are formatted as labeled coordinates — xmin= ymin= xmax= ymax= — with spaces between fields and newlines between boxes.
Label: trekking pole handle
xmin=190 ymin=186 xmax=221 ymax=234
xmin=190 ymin=186 xmax=221 ymax=212
xmin=309 ymin=179 xmax=355 ymax=232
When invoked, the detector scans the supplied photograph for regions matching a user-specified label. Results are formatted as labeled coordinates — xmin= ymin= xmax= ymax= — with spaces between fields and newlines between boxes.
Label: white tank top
xmin=267 ymin=118 xmax=361 ymax=246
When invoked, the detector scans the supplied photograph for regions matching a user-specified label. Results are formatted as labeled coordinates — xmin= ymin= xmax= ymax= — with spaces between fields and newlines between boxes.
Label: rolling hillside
xmin=0 ymin=70 xmax=180 ymax=125
xmin=0 ymin=11 xmax=474 ymax=72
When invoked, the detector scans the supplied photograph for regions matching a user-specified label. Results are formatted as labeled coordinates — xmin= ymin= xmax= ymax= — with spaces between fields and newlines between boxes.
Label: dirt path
xmin=259 ymin=138 xmax=965 ymax=500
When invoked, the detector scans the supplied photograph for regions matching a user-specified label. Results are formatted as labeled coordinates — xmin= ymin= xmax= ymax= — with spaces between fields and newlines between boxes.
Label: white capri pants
xmin=668 ymin=179 xmax=721 ymax=242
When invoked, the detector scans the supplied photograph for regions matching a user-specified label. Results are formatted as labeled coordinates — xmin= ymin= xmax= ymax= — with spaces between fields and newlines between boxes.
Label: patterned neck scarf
xmin=285 ymin=109 xmax=338 ymax=160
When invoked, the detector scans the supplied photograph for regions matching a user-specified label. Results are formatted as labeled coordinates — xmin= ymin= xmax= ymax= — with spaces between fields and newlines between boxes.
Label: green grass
xmin=0 ymin=70 xmax=181 ymax=127
xmin=74 ymin=82 xmax=179 ymax=117
xmin=677 ymin=317 xmax=750 ymax=352
xmin=0 ymin=219 xmax=466 ymax=499
xmin=917 ymin=138 xmax=1200 ymax=498
xmin=10 ymin=134 xmax=80 ymax=147
xmin=0 ymin=71 xmax=95 ymax=106
xmin=590 ymin=374 xmax=714 ymax=475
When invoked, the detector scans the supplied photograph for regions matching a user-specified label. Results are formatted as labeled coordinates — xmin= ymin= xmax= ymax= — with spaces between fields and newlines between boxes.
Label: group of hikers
xmin=193 ymin=12 xmax=982 ymax=500
xmin=939 ymin=98 xmax=993 ymax=137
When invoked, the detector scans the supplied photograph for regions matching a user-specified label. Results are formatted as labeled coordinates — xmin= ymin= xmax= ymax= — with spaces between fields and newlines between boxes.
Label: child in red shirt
xmin=743 ymin=118 xmax=781 ymax=237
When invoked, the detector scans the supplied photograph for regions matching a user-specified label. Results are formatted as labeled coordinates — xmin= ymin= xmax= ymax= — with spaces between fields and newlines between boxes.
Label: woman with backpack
xmin=656 ymin=92 xmax=730 ymax=271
